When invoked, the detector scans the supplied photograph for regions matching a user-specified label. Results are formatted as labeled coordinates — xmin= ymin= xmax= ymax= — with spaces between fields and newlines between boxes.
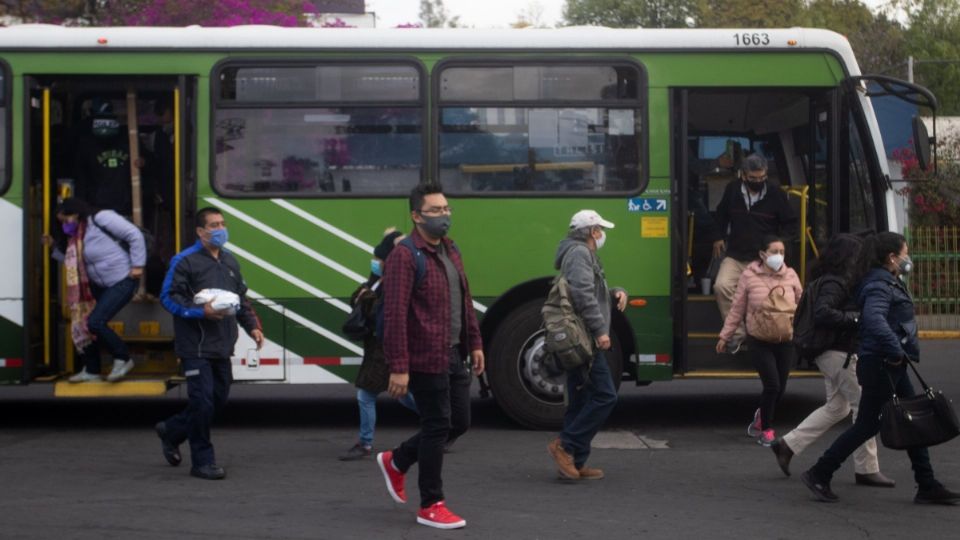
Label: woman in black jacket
xmin=801 ymin=232 xmax=959 ymax=504
xmin=770 ymin=234 xmax=893 ymax=486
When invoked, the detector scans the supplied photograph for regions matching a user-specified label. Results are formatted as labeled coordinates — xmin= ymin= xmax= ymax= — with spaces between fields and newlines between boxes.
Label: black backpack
xmin=792 ymin=275 xmax=840 ymax=361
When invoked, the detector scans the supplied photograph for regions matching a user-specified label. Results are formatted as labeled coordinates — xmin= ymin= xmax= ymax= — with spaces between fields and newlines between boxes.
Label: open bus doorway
xmin=673 ymin=88 xmax=835 ymax=375
xmin=24 ymin=75 xmax=194 ymax=391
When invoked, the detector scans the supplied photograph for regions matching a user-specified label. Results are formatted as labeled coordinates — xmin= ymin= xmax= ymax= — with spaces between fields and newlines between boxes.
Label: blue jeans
xmin=82 ymin=277 xmax=137 ymax=373
xmin=810 ymin=356 xmax=936 ymax=488
xmin=163 ymin=357 xmax=232 ymax=468
xmin=357 ymin=388 xmax=417 ymax=446
xmin=560 ymin=352 xmax=618 ymax=468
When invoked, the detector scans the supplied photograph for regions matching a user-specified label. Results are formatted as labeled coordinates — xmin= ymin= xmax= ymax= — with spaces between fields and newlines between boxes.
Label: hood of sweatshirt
xmin=554 ymin=237 xmax=591 ymax=270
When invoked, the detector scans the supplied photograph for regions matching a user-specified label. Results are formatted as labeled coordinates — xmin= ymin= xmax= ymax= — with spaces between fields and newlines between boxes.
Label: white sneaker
xmin=106 ymin=359 xmax=135 ymax=382
xmin=68 ymin=370 xmax=102 ymax=383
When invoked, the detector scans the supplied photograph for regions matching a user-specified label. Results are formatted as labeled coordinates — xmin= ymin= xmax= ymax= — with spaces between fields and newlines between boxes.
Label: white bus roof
xmin=0 ymin=25 xmax=859 ymax=73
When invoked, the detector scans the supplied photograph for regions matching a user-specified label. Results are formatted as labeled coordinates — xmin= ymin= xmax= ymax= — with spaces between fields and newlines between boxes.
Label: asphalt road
xmin=2 ymin=341 xmax=960 ymax=539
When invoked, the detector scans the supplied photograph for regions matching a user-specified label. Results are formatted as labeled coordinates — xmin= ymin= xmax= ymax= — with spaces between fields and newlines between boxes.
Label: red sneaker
xmin=377 ymin=451 xmax=406 ymax=503
xmin=417 ymin=501 xmax=466 ymax=529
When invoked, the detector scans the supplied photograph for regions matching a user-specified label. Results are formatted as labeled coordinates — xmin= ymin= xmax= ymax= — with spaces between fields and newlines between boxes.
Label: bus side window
xmin=213 ymin=63 xmax=424 ymax=197
xmin=437 ymin=62 xmax=647 ymax=195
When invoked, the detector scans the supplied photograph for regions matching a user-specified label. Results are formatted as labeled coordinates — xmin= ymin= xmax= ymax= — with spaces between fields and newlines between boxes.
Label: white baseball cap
xmin=569 ymin=209 xmax=615 ymax=230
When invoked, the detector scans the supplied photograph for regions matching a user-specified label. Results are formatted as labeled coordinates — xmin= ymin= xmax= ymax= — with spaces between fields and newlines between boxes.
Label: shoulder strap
xmin=90 ymin=212 xmax=127 ymax=251
xmin=397 ymin=236 xmax=426 ymax=286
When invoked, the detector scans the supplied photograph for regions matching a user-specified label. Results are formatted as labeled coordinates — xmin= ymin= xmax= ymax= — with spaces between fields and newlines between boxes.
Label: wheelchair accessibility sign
xmin=628 ymin=197 xmax=668 ymax=212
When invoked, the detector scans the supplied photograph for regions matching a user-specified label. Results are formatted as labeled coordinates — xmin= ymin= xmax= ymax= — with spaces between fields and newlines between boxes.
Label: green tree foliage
xmin=804 ymin=0 xmax=906 ymax=75
xmin=563 ymin=0 xmax=699 ymax=28
xmin=899 ymin=0 xmax=960 ymax=115
xmin=420 ymin=0 xmax=459 ymax=28
xmin=697 ymin=0 xmax=806 ymax=28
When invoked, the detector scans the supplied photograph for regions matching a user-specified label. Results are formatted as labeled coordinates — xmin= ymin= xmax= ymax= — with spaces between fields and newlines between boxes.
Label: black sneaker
xmin=339 ymin=442 xmax=372 ymax=461
xmin=801 ymin=470 xmax=838 ymax=502
xmin=915 ymin=483 xmax=960 ymax=505
xmin=191 ymin=464 xmax=226 ymax=480
xmin=154 ymin=421 xmax=181 ymax=467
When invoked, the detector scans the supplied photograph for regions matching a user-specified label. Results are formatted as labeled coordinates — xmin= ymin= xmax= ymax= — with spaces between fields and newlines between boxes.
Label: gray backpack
xmin=542 ymin=274 xmax=594 ymax=373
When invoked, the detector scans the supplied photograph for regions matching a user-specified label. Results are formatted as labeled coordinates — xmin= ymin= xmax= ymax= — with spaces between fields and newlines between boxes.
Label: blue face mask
xmin=370 ymin=259 xmax=383 ymax=277
xmin=209 ymin=228 xmax=229 ymax=248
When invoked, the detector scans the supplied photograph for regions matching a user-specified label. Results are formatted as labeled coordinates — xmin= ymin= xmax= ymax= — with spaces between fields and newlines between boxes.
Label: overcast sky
xmin=366 ymin=0 xmax=893 ymax=28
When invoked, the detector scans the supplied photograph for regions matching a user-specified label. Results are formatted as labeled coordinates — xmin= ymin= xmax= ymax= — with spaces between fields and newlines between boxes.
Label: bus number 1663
xmin=733 ymin=33 xmax=771 ymax=46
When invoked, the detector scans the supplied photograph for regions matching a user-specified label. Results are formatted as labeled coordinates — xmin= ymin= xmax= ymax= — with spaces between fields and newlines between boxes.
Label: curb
xmin=919 ymin=331 xmax=960 ymax=339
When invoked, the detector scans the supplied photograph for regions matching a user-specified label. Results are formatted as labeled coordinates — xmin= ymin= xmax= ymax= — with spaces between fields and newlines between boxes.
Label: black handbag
xmin=342 ymin=283 xmax=378 ymax=341
xmin=879 ymin=359 xmax=960 ymax=450
xmin=342 ymin=303 xmax=369 ymax=341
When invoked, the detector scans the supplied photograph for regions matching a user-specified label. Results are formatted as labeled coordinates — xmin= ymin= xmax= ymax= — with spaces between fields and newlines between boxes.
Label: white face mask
xmin=764 ymin=253 xmax=785 ymax=272
xmin=595 ymin=230 xmax=607 ymax=250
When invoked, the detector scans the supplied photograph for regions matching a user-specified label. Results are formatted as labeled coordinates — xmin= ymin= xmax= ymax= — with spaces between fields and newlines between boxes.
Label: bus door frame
xmin=21 ymin=77 xmax=56 ymax=381
xmin=175 ymin=75 xmax=197 ymax=253
xmin=671 ymin=88 xmax=691 ymax=375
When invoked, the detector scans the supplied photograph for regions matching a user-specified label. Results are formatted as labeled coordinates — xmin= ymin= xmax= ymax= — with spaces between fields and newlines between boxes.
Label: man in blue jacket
xmin=155 ymin=207 xmax=264 ymax=480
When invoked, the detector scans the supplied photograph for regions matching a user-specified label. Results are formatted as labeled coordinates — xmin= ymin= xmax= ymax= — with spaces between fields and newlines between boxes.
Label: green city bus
xmin=0 ymin=25 xmax=937 ymax=428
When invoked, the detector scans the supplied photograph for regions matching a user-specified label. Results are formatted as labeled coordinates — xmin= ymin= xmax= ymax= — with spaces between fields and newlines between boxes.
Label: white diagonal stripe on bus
xmin=271 ymin=203 xmax=490 ymax=314
xmin=271 ymin=199 xmax=376 ymax=253
xmin=206 ymin=197 xmax=367 ymax=284
xmin=226 ymin=242 xmax=352 ymax=313
xmin=246 ymin=288 xmax=363 ymax=356
xmin=223 ymin=197 xmax=488 ymax=314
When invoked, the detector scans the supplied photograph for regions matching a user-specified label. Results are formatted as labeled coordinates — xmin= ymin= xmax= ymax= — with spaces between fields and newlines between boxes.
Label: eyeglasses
xmin=745 ymin=174 xmax=768 ymax=182
xmin=419 ymin=206 xmax=452 ymax=216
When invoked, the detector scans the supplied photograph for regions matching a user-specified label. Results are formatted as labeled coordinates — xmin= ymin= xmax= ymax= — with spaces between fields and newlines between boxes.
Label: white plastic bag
xmin=193 ymin=288 xmax=240 ymax=316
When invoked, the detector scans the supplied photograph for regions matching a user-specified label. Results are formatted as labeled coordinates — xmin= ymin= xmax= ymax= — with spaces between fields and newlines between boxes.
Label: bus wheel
xmin=487 ymin=299 xmax=623 ymax=430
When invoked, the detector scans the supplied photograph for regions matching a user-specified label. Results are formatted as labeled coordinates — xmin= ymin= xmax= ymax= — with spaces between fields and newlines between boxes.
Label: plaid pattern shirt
xmin=382 ymin=230 xmax=483 ymax=374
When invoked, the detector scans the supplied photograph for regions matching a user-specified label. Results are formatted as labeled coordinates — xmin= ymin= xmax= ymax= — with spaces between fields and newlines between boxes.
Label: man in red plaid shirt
xmin=375 ymin=183 xmax=484 ymax=530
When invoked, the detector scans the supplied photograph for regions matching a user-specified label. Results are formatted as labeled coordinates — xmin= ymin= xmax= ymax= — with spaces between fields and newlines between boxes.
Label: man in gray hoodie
xmin=547 ymin=210 xmax=627 ymax=481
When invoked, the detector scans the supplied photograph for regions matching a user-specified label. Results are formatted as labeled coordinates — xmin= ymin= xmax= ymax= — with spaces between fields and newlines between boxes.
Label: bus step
xmin=53 ymin=379 xmax=171 ymax=398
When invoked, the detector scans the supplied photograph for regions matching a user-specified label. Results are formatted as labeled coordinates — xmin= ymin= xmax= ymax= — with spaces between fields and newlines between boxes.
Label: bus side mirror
xmin=912 ymin=115 xmax=935 ymax=174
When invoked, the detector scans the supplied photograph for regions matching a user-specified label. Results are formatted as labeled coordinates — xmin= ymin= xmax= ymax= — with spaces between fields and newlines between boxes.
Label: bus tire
xmin=487 ymin=299 xmax=623 ymax=430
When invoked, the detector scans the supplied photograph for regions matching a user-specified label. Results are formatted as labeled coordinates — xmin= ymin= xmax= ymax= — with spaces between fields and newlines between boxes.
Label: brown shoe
xmin=548 ymin=438 xmax=579 ymax=480
xmin=577 ymin=466 xmax=604 ymax=480
xmin=771 ymin=438 xmax=793 ymax=477
xmin=855 ymin=472 xmax=896 ymax=488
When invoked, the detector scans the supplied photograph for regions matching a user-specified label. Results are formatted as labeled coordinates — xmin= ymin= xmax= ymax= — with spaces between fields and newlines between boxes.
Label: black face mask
xmin=744 ymin=180 xmax=765 ymax=193
xmin=418 ymin=214 xmax=451 ymax=238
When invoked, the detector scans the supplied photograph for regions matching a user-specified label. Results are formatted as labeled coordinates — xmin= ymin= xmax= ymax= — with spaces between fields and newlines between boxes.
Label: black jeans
xmin=163 ymin=357 xmax=233 ymax=468
xmin=748 ymin=338 xmax=793 ymax=430
xmin=83 ymin=277 xmax=138 ymax=373
xmin=393 ymin=349 xmax=472 ymax=508
xmin=810 ymin=356 xmax=936 ymax=488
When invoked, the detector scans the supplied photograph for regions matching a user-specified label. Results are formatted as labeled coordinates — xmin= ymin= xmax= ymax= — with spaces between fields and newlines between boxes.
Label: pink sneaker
xmin=376 ymin=451 xmax=406 ymax=503
xmin=757 ymin=429 xmax=776 ymax=447
xmin=747 ymin=408 xmax=762 ymax=437
xmin=417 ymin=501 xmax=466 ymax=529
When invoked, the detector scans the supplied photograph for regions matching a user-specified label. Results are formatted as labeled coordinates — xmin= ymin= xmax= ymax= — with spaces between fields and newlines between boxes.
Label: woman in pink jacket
xmin=716 ymin=235 xmax=803 ymax=446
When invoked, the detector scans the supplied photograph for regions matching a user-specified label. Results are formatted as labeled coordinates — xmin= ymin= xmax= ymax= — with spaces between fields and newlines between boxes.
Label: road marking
xmin=591 ymin=430 xmax=670 ymax=450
